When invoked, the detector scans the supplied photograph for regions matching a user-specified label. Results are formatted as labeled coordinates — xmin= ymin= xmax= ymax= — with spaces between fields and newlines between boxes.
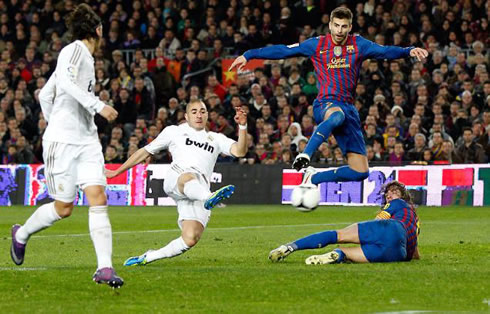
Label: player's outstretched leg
xmin=10 ymin=225 xmax=26 ymax=265
xmin=93 ymin=267 xmax=124 ymax=288
xmin=269 ymin=244 xmax=295 ymax=262
xmin=305 ymin=248 xmax=346 ymax=265
xmin=204 ymin=185 xmax=235 ymax=210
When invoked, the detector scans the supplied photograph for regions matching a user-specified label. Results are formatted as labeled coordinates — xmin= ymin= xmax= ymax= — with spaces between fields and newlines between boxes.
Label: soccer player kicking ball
xmin=106 ymin=100 xmax=248 ymax=266
xmin=229 ymin=7 xmax=428 ymax=186
xmin=269 ymin=181 xmax=420 ymax=264
xmin=10 ymin=4 xmax=123 ymax=288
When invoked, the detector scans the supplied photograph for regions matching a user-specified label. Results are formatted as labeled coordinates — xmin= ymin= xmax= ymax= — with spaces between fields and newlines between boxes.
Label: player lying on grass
xmin=106 ymin=99 xmax=248 ymax=266
xmin=269 ymin=181 xmax=420 ymax=264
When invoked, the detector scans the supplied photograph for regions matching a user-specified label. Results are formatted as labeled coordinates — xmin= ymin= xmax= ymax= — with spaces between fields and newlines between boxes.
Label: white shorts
xmin=43 ymin=140 xmax=107 ymax=203
xmin=164 ymin=164 xmax=211 ymax=229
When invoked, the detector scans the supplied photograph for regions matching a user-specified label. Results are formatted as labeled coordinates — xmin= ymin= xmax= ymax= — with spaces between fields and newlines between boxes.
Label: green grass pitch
xmin=1 ymin=205 xmax=489 ymax=313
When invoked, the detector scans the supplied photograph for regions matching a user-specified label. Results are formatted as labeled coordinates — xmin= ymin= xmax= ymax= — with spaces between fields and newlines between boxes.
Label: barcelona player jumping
xmin=269 ymin=181 xmax=420 ymax=264
xmin=230 ymin=7 xmax=428 ymax=185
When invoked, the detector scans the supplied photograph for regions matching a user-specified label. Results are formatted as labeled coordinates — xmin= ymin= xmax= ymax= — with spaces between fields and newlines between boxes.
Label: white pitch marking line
xmin=0 ymin=267 xmax=48 ymax=271
xmin=9 ymin=222 xmax=353 ymax=240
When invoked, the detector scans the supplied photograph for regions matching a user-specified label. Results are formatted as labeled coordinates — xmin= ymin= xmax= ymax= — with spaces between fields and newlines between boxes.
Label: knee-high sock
xmin=289 ymin=230 xmax=338 ymax=250
xmin=89 ymin=206 xmax=113 ymax=269
xmin=146 ymin=237 xmax=190 ymax=262
xmin=183 ymin=179 xmax=211 ymax=201
xmin=304 ymin=111 xmax=345 ymax=157
xmin=16 ymin=202 xmax=61 ymax=244
xmin=311 ymin=166 xmax=369 ymax=185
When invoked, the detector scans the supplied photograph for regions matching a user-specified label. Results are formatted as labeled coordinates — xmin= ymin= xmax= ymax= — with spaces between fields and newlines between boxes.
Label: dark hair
xmin=330 ymin=7 xmax=353 ymax=23
xmin=66 ymin=4 xmax=101 ymax=41
xmin=380 ymin=181 xmax=414 ymax=208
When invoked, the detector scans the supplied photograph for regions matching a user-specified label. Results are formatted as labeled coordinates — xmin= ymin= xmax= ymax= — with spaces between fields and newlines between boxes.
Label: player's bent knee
xmin=182 ymin=233 xmax=201 ymax=247
xmin=54 ymin=201 xmax=74 ymax=218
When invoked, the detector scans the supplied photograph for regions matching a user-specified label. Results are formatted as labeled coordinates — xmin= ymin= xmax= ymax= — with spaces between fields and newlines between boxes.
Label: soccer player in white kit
xmin=106 ymin=99 xmax=248 ymax=266
xmin=10 ymin=4 xmax=123 ymax=288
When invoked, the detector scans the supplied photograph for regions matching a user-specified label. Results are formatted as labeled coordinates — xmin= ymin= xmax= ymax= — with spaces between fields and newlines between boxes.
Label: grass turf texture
xmin=1 ymin=205 xmax=489 ymax=313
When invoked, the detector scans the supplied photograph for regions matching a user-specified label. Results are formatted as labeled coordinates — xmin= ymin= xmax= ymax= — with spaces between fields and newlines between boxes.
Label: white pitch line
xmin=10 ymin=222 xmax=353 ymax=240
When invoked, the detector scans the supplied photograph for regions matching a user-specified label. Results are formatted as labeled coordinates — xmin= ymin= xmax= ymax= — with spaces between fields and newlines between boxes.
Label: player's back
xmin=43 ymin=40 xmax=99 ymax=145
xmin=386 ymin=199 xmax=419 ymax=260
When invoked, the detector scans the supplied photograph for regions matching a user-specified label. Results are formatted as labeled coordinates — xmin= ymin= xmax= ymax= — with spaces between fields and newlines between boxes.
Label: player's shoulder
xmin=390 ymin=198 xmax=408 ymax=208
xmin=206 ymin=130 xmax=228 ymax=141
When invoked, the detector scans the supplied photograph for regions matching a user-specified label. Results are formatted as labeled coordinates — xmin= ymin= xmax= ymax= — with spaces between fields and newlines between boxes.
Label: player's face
xmin=185 ymin=102 xmax=208 ymax=131
xmin=385 ymin=187 xmax=401 ymax=202
xmin=329 ymin=18 xmax=352 ymax=44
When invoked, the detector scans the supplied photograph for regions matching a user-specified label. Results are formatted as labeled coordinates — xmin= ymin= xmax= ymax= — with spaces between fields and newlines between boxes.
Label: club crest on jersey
xmin=347 ymin=45 xmax=354 ymax=53
xmin=207 ymin=135 xmax=214 ymax=141
xmin=186 ymin=138 xmax=215 ymax=153
xmin=334 ymin=46 xmax=342 ymax=57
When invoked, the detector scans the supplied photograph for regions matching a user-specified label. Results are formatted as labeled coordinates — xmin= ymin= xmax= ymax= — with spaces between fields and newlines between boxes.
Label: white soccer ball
xmin=291 ymin=185 xmax=320 ymax=212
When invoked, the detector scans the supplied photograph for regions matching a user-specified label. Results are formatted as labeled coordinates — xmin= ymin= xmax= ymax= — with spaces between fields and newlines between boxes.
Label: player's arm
xmin=38 ymin=73 xmax=56 ymax=122
xmin=106 ymin=147 xmax=151 ymax=178
xmin=375 ymin=202 xmax=394 ymax=220
xmin=412 ymin=247 xmax=420 ymax=260
xmin=229 ymin=37 xmax=318 ymax=71
xmin=230 ymin=108 xmax=248 ymax=157
xmin=359 ymin=36 xmax=428 ymax=61
xmin=56 ymin=44 xmax=117 ymax=121
xmin=106 ymin=127 xmax=172 ymax=178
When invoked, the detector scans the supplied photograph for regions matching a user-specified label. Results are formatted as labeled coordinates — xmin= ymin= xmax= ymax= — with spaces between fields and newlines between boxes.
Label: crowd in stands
xmin=0 ymin=0 xmax=488 ymax=167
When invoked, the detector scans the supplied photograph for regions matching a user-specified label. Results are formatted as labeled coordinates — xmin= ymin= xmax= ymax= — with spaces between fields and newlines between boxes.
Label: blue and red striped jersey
xmin=244 ymin=34 xmax=413 ymax=104
xmin=381 ymin=198 xmax=419 ymax=261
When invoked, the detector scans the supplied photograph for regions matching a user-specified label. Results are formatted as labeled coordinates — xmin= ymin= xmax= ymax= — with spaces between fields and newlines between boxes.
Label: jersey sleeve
xmin=244 ymin=37 xmax=318 ymax=60
xmin=55 ymin=44 xmax=105 ymax=115
xmin=144 ymin=126 xmax=175 ymax=154
xmin=215 ymin=133 xmax=236 ymax=156
xmin=38 ymin=73 xmax=56 ymax=122
xmin=357 ymin=35 xmax=413 ymax=60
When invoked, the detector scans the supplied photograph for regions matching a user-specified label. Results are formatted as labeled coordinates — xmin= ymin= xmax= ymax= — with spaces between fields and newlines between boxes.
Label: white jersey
xmin=145 ymin=123 xmax=236 ymax=183
xmin=39 ymin=40 xmax=105 ymax=144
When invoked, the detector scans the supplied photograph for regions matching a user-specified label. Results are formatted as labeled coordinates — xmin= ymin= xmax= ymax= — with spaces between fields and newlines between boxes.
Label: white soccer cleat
xmin=268 ymin=245 xmax=294 ymax=262
xmin=300 ymin=166 xmax=318 ymax=186
xmin=305 ymin=251 xmax=340 ymax=265
xmin=292 ymin=153 xmax=310 ymax=171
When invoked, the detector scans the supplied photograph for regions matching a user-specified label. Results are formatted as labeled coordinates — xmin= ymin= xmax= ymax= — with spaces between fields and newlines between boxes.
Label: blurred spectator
xmin=455 ymin=127 xmax=487 ymax=163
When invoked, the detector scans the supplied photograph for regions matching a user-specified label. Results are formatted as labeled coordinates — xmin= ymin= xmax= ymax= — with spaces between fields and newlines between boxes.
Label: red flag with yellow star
xmin=221 ymin=58 xmax=265 ymax=87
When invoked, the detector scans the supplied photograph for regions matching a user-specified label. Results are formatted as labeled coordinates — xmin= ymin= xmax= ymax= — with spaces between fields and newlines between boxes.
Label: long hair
xmin=380 ymin=180 xmax=415 ymax=211
xmin=65 ymin=4 xmax=101 ymax=41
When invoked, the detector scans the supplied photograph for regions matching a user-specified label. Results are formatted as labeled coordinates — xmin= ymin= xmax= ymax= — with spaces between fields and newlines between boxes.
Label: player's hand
xmin=229 ymin=55 xmax=247 ymax=72
xmin=234 ymin=107 xmax=247 ymax=126
xmin=410 ymin=48 xmax=429 ymax=61
xmin=105 ymin=168 xmax=119 ymax=179
xmin=99 ymin=105 xmax=118 ymax=122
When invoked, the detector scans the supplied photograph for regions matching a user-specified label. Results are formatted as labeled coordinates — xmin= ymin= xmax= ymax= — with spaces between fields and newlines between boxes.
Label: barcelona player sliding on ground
xmin=230 ymin=7 xmax=428 ymax=186
xmin=269 ymin=181 xmax=420 ymax=264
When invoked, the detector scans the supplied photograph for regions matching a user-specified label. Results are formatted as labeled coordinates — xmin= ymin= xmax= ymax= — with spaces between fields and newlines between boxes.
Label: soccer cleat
xmin=204 ymin=185 xmax=235 ymax=210
xmin=93 ymin=267 xmax=124 ymax=288
xmin=10 ymin=224 xmax=26 ymax=266
xmin=292 ymin=153 xmax=310 ymax=171
xmin=300 ymin=166 xmax=318 ymax=186
xmin=305 ymin=251 xmax=340 ymax=265
xmin=123 ymin=252 xmax=150 ymax=266
xmin=268 ymin=245 xmax=294 ymax=262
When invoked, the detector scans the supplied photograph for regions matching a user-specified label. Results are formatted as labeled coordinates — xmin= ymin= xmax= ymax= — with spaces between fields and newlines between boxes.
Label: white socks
xmin=89 ymin=206 xmax=113 ymax=269
xmin=183 ymin=179 xmax=211 ymax=201
xmin=146 ymin=237 xmax=190 ymax=263
xmin=16 ymin=202 xmax=61 ymax=244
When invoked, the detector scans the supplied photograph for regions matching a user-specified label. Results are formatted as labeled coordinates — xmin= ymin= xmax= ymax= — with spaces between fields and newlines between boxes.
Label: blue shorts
xmin=357 ymin=220 xmax=407 ymax=263
xmin=313 ymin=100 xmax=366 ymax=156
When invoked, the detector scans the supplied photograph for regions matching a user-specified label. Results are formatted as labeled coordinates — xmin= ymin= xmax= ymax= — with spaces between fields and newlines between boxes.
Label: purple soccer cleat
xmin=93 ymin=267 xmax=124 ymax=289
xmin=10 ymin=224 xmax=26 ymax=265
